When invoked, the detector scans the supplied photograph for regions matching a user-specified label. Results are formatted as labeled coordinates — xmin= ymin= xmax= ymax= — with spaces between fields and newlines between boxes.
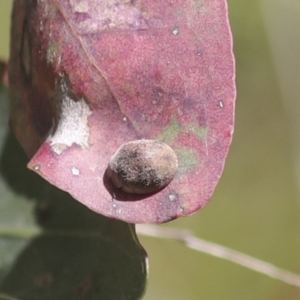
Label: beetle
xmin=108 ymin=139 xmax=178 ymax=194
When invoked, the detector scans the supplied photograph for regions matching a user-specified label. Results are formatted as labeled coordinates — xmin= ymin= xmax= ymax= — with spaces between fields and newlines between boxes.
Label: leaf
xmin=0 ymin=86 xmax=147 ymax=300
xmin=9 ymin=0 xmax=235 ymax=223
xmin=0 ymin=61 xmax=7 ymax=86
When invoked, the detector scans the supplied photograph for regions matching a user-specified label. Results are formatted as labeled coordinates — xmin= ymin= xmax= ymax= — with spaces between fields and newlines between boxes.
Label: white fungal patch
xmin=34 ymin=165 xmax=40 ymax=171
xmin=69 ymin=0 xmax=89 ymax=12
xmin=71 ymin=167 xmax=80 ymax=176
xmin=69 ymin=0 xmax=148 ymax=33
xmin=219 ymin=100 xmax=224 ymax=108
xmin=48 ymin=95 xmax=91 ymax=154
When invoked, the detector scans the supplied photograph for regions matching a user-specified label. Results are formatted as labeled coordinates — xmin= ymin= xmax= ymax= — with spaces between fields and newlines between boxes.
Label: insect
xmin=108 ymin=139 xmax=178 ymax=194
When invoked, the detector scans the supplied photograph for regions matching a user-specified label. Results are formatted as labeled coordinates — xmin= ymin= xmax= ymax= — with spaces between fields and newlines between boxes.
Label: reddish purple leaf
xmin=9 ymin=0 xmax=235 ymax=223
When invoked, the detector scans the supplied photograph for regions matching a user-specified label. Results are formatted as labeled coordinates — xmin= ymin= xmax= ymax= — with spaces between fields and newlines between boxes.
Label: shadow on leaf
xmin=0 ymin=129 xmax=147 ymax=300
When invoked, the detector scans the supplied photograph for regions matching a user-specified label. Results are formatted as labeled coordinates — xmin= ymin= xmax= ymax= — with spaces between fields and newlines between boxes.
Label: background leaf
xmin=0 ymin=86 xmax=147 ymax=299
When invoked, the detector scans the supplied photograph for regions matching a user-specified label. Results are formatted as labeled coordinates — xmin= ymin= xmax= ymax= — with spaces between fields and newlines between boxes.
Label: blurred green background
xmin=1 ymin=0 xmax=300 ymax=299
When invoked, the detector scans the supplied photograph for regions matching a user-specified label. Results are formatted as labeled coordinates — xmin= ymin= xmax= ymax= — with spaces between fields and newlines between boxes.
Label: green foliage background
xmin=1 ymin=1 xmax=300 ymax=299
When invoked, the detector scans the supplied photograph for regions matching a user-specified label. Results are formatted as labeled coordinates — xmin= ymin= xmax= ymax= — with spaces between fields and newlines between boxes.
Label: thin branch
xmin=136 ymin=224 xmax=300 ymax=288
xmin=0 ymin=293 xmax=19 ymax=300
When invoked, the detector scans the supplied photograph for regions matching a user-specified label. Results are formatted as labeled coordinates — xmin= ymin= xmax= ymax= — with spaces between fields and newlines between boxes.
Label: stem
xmin=0 ymin=293 xmax=19 ymax=300
xmin=136 ymin=224 xmax=300 ymax=288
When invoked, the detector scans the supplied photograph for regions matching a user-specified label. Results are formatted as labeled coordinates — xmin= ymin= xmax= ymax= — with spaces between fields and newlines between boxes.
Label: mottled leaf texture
xmin=9 ymin=0 xmax=235 ymax=223
xmin=0 ymin=85 xmax=147 ymax=300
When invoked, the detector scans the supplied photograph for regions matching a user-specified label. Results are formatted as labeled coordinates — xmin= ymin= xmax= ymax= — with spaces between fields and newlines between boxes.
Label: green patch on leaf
xmin=157 ymin=118 xmax=208 ymax=144
xmin=157 ymin=119 xmax=181 ymax=144
xmin=47 ymin=42 xmax=59 ymax=65
xmin=176 ymin=147 xmax=199 ymax=173
xmin=186 ymin=125 xmax=208 ymax=140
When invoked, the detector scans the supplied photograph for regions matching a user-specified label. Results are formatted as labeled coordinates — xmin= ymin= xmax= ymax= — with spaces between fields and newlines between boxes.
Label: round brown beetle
xmin=108 ymin=139 xmax=178 ymax=194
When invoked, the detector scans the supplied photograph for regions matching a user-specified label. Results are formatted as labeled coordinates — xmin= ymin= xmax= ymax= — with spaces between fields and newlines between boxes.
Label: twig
xmin=136 ymin=224 xmax=300 ymax=288
xmin=0 ymin=293 xmax=19 ymax=300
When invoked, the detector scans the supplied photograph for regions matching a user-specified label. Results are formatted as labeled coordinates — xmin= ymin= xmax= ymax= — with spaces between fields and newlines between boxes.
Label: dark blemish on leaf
xmin=74 ymin=12 xmax=90 ymax=23
xmin=162 ymin=215 xmax=177 ymax=223
xmin=183 ymin=97 xmax=198 ymax=112
xmin=35 ymin=202 xmax=52 ymax=224
xmin=152 ymin=86 xmax=164 ymax=105
xmin=108 ymin=140 xmax=178 ymax=194
xmin=197 ymin=106 xmax=208 ymax=127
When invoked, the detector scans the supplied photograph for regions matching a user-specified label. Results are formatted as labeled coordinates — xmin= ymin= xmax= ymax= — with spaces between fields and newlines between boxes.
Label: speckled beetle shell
xmin=108 ymin=140 xmax=178 ymax=194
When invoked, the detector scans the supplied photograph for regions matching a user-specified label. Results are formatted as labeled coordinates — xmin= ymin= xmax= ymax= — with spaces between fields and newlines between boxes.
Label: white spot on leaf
xmin=168 ymin=194 xmax=177 ymax=202
xmin=71 ymin=167 xmax=80 ymax=176
xmin=172 ymin=27 xmax=180 ymax=36
xmin=34 ymin=165 xmax=40 ymax=171
xmin=48 ymin=85 xmax=91 ymax=155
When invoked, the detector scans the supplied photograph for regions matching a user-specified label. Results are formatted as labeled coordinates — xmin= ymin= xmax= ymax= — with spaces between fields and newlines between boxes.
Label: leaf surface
xmin=9 ymin=0 xmax=235 ymax=223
